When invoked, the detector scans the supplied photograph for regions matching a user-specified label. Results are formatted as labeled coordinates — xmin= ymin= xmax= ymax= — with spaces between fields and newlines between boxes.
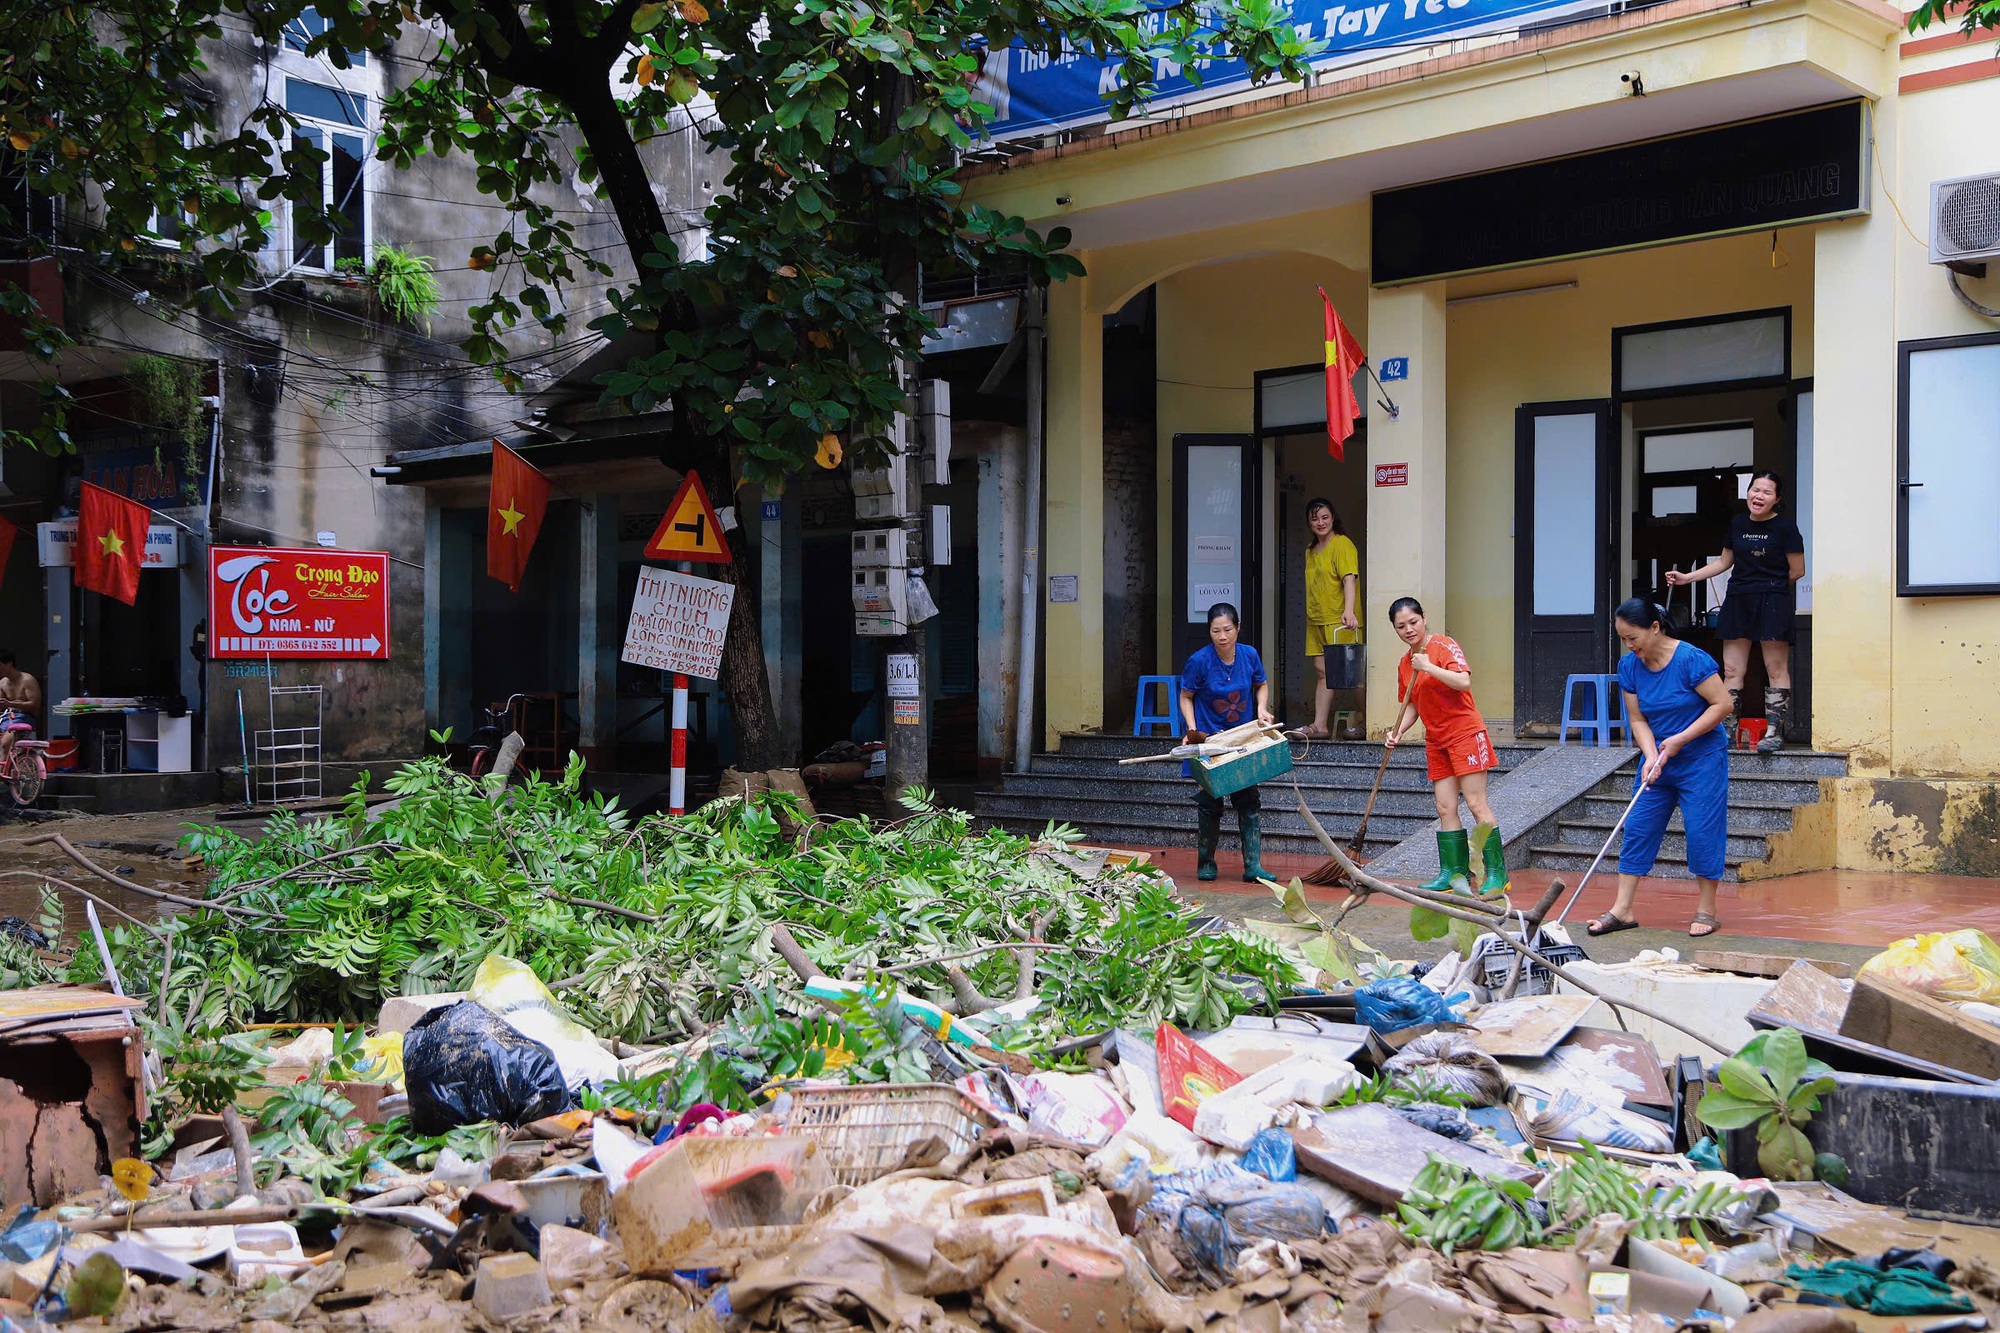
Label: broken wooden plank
xmin=1291 ymin=1102 xmax=1540 ymax=1204
xmin=1466 ymin=994 xmax=1595 ymax=1059
xmin=1748 ymin=960 xmax=1990 ymax=1086
xmin=1693 ymin=950 xmax=1852 ymax=981
xmin=1839 ymin=971 xmax=2000 ymax=1080
xmin=1748 ymin=959 xmax=1852 ymax=1033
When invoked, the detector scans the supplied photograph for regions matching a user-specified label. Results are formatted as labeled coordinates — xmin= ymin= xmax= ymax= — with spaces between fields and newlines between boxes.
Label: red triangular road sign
xmin=644 ymin=471 xmax=731 ymax=564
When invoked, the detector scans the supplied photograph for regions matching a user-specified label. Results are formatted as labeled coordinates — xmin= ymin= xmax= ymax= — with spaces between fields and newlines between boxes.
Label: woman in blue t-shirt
xmin=1178 ymin=602 xmax=1274 ymax=883
xmin=1587 ymin=598 xmax=1734 ymax=939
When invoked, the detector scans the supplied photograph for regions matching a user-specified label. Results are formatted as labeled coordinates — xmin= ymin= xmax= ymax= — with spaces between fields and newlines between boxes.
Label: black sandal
xmin=1587 ymin=911 xmax=1641 ymax=936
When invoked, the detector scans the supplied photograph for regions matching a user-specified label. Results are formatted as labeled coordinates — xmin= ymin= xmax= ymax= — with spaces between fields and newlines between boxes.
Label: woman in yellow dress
xmin=1294 ymin=498 xmax=1360 ymax=740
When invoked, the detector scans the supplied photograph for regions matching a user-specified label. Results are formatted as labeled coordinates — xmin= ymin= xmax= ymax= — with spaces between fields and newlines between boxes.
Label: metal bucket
xmin=1324 ymin=628 xmax=1365 ymax=690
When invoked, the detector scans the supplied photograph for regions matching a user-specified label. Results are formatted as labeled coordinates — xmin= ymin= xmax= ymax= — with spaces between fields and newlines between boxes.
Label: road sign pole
xmin=669 ymin=672 xmax=689 ymax=815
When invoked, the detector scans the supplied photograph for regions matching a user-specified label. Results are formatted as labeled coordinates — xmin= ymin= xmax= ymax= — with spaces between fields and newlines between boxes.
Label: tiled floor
xmin=1139 ymin=845 xmax=2000 ymax=949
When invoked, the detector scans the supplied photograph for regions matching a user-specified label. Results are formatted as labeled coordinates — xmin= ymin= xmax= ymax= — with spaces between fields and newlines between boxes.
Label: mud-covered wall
xmin=1832 ymin=779 xmax=2000 ymax=877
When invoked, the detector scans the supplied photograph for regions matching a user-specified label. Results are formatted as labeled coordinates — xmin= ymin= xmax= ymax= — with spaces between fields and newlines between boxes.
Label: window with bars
xmin=285 ymin=77 xmax=369 ymax=272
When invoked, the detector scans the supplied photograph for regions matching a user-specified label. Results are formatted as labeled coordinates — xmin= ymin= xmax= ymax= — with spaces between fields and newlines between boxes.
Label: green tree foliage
xmin=1 ymin=0 xmax=1323 ymax=475
xmin=58 ymin=758 xmax=1296 ymax=1051
xmin=1908 ymin=0 xmax=2000 ymax=36
xmin=3 ymin=0 xmax=1322 ymax=766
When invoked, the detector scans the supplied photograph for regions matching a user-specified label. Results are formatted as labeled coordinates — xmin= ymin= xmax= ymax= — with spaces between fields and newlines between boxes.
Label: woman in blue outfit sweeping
xmin=1178 ymin=602 xmax=1274 ymax=883
xmin=1587 ymin=597 xmax=1734 ymax=939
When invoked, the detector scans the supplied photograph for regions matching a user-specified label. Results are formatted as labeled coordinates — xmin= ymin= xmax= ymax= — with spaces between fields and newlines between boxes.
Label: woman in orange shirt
xmin=1383 ymin=597 xmax=1508 ymax=897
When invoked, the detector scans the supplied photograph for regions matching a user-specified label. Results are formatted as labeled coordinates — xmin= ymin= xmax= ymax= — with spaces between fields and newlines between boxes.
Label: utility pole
xmin=858 ymin=371 xmax=950 ymax=810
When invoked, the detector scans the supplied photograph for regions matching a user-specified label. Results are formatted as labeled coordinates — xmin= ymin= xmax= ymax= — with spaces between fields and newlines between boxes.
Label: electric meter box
xmin=851 ymin=566 xmax=909 ymax=627
xmin=850 ymin=527 xmax=908 ymax=569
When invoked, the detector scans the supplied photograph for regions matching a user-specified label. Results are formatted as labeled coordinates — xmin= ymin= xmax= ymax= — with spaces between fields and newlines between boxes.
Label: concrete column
xmin=1042 ymin=272 xmax=1104 ymax=744
xmin=759 ymin=488 xmax=804 ymax=761
xmin=1811 ymin=125 xmax=1897 ymax=774
xmin=44 ymin=567 xmax=71 ymax=739
xmin=178 ymin=530 xmax=206 ymax=765
xmin=1364 ymin=281 xmax=1448 ymax=737
xmin=977 ymin=425 xmax=1025 ymax=774
xmin=578 ymin=493 xmax=619 ymax=767
xmin=423 ymin=504 xmax=472 ymax=737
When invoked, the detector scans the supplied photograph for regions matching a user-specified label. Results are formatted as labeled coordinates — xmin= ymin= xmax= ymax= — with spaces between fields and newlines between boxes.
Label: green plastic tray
xmin=1195 ymin=738 xmax=1294 ymax=799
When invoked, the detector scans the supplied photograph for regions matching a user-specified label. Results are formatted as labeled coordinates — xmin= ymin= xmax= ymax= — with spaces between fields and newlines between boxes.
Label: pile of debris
xmin=2 ymin=764 xmax=1999 ymax=1332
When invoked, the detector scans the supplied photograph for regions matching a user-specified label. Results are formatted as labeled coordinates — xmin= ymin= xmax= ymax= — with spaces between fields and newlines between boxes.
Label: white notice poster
xmin=620 ymin=566 xmax=737 ymax=680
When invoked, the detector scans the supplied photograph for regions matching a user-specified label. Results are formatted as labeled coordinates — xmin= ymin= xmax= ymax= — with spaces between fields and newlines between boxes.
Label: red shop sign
xmin=1374 ymin=462 xmax=1409 ymax=487
xmin=209 ymin=545 xmax=390 ymax=659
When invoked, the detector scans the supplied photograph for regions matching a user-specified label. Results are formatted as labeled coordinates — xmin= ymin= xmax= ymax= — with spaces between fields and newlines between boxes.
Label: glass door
xmin=1172 ymin=434 xmax=1260 ymax=669
xmin=1513 ymin=401 xmax=1614 ymax=733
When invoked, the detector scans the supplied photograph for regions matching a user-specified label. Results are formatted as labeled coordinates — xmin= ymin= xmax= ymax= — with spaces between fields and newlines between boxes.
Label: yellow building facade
xmin=968 ymin=0 xmax=2000 ymax=872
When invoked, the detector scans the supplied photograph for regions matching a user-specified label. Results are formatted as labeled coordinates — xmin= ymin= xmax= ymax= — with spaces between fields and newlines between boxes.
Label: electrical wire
xmin=1871 ymin=133 xmax=1932 ymax=252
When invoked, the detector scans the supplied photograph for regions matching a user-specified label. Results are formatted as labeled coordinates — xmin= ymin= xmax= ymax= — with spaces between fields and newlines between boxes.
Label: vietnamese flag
xmin=0 ymin=514 xmax=17 ymax=587
xmin=76 ymin=481 xmax=149 ymax=605
xmin=1319 ymin=287 xmax=1366 ymax=461
xmin=487 ymin=439 xmax=550 ymax=593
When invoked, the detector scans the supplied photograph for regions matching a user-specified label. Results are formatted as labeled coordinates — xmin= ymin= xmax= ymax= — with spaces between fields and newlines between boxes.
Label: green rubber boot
xmin=1471 ymin=822 xmax=1511 ymax=897
xmin=1239 ymin=811 xmax=1270 ymax=883
xmin=1420 ymin=829 xmax=1473 ymax=895
xmin=1196 ymin=806 xmax=1221 ymax=882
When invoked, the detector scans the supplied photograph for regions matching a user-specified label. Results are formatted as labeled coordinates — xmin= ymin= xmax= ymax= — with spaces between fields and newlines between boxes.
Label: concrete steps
xmin=975 ymin=733 xmax=1846 ymax=882
xmin=1525 ymin=748 xmax=1846 ymax=882
xmin=973 ymin=734 xmax=1521 ymax=861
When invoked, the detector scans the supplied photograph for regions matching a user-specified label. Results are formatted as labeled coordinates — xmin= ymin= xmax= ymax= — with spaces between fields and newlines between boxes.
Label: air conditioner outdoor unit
xmin=1930 ymin=172 xmax=2000 ymax=267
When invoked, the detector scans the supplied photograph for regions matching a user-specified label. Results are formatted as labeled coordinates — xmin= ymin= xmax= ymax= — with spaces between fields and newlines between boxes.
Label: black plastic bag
xmin=402 ymin=1000 xmax=571 ymax=1134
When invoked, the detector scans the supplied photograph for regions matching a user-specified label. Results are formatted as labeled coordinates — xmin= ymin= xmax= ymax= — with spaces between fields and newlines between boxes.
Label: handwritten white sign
xmin=620 ymin=566 xmax=737 ymax=680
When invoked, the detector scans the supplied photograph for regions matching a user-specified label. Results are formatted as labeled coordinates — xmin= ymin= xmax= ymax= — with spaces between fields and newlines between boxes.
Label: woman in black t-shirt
xmin=1667 ymin=471 xmax=1805 ymax=752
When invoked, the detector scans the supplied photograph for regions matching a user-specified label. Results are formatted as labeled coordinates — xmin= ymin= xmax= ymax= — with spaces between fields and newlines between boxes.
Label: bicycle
xmin=0 ymin=717 xmax=50 ymax=807
xmin=467 ymin=694 xmax=530 ymax=779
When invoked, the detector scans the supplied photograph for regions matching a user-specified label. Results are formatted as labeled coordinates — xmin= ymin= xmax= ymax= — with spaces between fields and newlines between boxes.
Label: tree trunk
xmin=558 ymin=74 xmax=783 ymax=771
xmin=697 ymin=437 xmax=781 ymax=771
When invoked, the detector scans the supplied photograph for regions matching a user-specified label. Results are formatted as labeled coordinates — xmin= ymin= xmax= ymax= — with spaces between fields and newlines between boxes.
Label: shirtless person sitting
xmin=0 ymin=649 xmax=43 ymax=768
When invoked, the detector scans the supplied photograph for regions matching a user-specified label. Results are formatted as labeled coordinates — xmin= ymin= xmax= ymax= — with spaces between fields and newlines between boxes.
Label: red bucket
xmin=43 ymin=737 xmax=78 ymax=771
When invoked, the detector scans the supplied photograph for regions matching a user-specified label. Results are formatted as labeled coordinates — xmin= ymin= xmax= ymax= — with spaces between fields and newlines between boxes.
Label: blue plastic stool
xmin=1134 ymin=675 xmax=1181 ymax=737
xmin=1558 ymin=674 xmax=1627 ymax=746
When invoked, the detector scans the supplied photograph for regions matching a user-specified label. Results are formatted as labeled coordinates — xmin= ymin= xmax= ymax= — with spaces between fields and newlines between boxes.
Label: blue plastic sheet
xmin=1144 ymin=1163 xmax=1326 ymax=1283
xmin=1240 ymin=1128 xmax=1298 ymax=1183
xmin=0 ymin=1205 xmax=60 ymax=1263
xmin=1353 ymin=976 xmax=1467 ymax=1035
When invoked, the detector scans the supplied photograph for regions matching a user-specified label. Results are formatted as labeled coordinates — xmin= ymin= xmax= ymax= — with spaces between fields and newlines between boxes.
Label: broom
xmin=1302 ymin=742 xmax=1391 ymax=886
xmin=1300 ymin=672 xmax=1412 ymax=887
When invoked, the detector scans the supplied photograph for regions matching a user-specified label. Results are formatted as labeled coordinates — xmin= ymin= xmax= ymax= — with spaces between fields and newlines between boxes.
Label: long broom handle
xmin=1550 ymin=779 xmax=1650 ymax=927
xmin=1348 ymin=745 xmax=1394 ymax=853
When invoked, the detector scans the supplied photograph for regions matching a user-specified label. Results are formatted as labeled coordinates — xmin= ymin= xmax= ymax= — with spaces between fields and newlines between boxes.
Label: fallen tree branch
xmin=769 ymin=923 xmax=827 ymax=992
xmin=1322 ymin=839 xmax=1730 ymax=1053
xmin=877 ymin=940 xmax=1076 ymax=976
xmin=945 ymin=965 xmax=1005 ymax=1016
xmin=1019 ymin=910 xmax=1054 ymax=1003
xmin=4 ymin=870 xmax=162 ymax=938
xmin=222 ymin=1105 xmax=257 ymax=1199
xmin=1290 ymin=783 xmax=1735 ymax=1055
xmin=21 ymin=834 xmax=264 ymax=919
xmin=209 ymin=841 xmax=399 ymax=901
xmin=548 ymin=894 xmax=660 ymax=924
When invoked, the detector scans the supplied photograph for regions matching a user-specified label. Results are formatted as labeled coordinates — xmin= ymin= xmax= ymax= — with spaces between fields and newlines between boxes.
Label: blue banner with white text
xmin=977 ymin=0 xmax=1601 ymax=139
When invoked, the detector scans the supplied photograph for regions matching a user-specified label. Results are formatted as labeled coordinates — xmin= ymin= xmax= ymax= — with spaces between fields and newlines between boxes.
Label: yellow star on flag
xmin=498 ymin=500 xmax=525 ymax=535
xmin=98 ymin=529 xmax=126 ymax=558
